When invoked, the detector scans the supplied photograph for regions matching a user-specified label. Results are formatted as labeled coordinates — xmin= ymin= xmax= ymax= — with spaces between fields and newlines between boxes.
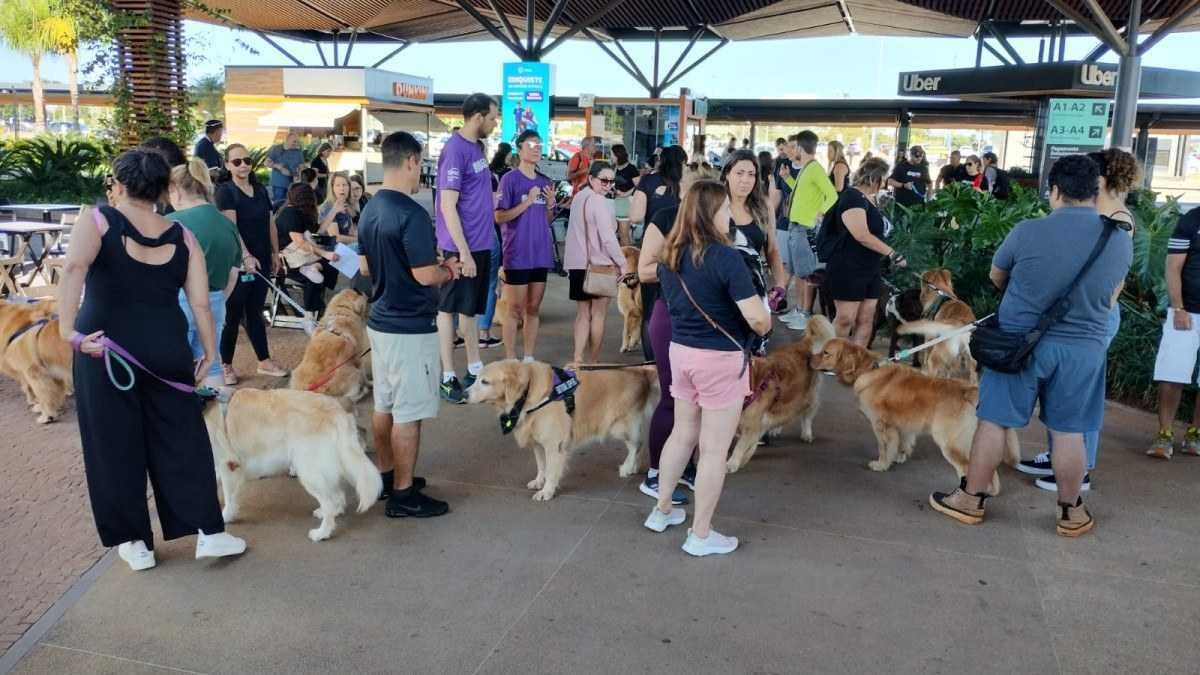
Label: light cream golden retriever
xmin=204 ymin=388 xmax=382 ymax=542
xmin=811 ymin=337 xmax=1018 ymax=494
xmin=467 ymin=359 xmax=658 ymax=500
xmin=0 ymin=299 xmax=72 ymax=423
xmin=616 ymin=246 xmax=642 ymax=353
xmin=727 ymin=314 xmax=835 ymax=473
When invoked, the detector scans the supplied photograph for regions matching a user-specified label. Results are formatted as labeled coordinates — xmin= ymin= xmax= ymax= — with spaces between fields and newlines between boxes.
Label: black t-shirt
xmin=1169 ymin=207 xmax=1200 ymax=313
xmin=276 ymin=205 xmax=318 ymax=245
xmin=637 ymin=173 xmax=680 ymax=225
xmin=938 ymin=163 xmax=967 ymax=187
xmin=215 ymin=181 xmax=273 ymax=261
xmin=891 ymin=159 xmax=931 ymax=207
xmin=658 ymin=243 xmax=758 ymax=351
xmin=194 ymin=136 xmax=222 ymax=169
xmin=825 ymin=187 xmax=890 ymax=274
xmin=358 ymin=189 xmax=439 ymax=334
xmin=641 ymin=204 xmax=681 ymax=312
xmin=616 ymin=163 xmax=640 ymax=186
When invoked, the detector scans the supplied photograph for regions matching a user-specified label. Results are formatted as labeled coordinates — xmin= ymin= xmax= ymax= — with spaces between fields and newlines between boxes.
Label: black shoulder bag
xmin=969 ymin=218 xmax=1117 ymax=374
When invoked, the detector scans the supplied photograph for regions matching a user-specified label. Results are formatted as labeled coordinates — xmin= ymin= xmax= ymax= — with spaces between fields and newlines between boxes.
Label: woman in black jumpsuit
xmin=58 ymin=149 xmax=246 ymax=571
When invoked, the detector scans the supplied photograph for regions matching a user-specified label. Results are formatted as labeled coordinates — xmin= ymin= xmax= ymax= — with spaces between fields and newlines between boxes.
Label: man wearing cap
xmin=195 ymin=120 xmax=224 ymax=170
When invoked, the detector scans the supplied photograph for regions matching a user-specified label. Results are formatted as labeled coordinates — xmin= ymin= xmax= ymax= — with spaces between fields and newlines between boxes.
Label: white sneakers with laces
xmin=118 ymin=540 xmax=156 ymax=571
xmin=643 ymin=506 xmax=686 ymax=533
xmin=682 ymin=529 xmax=739 ymax=557
xmin=195 ymin=530 xmax=248 ymax=559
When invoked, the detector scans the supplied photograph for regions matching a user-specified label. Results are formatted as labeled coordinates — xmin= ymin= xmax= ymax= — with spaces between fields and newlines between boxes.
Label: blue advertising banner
xmin=502 ymin=62 xmax=553 ymax=154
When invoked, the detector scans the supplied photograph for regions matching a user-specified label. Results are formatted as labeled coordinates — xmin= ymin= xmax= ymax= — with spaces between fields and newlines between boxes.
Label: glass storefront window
xmin=593 ymin=103 xmax=681 ymax=169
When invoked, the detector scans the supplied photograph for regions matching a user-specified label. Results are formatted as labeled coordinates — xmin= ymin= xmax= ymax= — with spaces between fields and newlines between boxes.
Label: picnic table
xmin=1 ymin=203 xmax=80 ymax=223
xmin=0 ymin=221 xmax=70 ymax=296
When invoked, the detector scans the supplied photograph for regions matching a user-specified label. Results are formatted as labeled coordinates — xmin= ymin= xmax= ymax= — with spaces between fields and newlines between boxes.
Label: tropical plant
xmin=41 ymin=3 xmax=79 ymax=127
xmin=0 ymin=135 xmax=113 ymax=203
xmin=0 ymin=0 xmax=58 ymax=133
xmin=190 ymin=74 xmax=224 ymax=123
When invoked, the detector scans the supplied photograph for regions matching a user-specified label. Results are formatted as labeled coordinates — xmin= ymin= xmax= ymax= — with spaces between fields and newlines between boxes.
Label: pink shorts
xmin=669 ymin=342 xmax=750 ymax=410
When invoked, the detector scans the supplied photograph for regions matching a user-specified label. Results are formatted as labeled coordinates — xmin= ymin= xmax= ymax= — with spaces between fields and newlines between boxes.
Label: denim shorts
xmin=178 ymin=289 xmax=226 ymax=379
xmin=977 ymin=337 xmax=1107 ymax=433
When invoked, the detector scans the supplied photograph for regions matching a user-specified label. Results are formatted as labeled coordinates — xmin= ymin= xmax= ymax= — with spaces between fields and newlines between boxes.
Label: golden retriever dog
xmin=812 ymin=338 xmax=1019 ymax=494
xmin=616 ymin=246 xmax=642 ymax=353
xmin=467 ymin=359 xmax=658 ymax=501
xmin=896 ymin=269 xmax=978 ymax=382
xmin=290 ymin=289 xmax=370 ymax=401
xmin=727 ymin=314 xmax=836 ymax=473
xmin=0 ymin=299 xmax=73 ymax=423
xmin=203 ymin=388 xmax=382 ymax=542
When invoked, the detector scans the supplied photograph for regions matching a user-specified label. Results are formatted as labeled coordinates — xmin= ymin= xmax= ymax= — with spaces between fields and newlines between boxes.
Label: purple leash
xmin=91 ymin=335 xmax=215 ymax=397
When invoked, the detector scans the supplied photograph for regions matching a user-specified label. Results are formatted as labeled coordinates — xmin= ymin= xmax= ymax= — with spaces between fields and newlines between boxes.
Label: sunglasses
xmin=228 ymin=157 xmax=248 ymax=167
xmin=594 ymin=177 xmax=615 ymax=185
xmin=104 ymin=174 xmax=114 ymax=188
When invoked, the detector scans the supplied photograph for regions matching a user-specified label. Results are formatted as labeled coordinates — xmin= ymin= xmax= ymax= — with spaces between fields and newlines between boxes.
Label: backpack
xmin=992 ymin=168 xmax=1012 ymax=199
xmin=815 ymin=206 xmax=848 ymax=262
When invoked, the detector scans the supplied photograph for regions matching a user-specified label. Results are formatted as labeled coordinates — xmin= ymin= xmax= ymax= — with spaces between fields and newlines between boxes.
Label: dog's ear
xmin=833 ymin=340 xmax=875 ymax=385
xmin=934 ymin=269 xmax=954 ymax=295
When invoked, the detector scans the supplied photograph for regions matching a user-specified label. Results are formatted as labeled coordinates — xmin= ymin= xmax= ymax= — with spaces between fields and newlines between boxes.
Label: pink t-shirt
xmin=563 ymin=188 xmax=625 ymax=272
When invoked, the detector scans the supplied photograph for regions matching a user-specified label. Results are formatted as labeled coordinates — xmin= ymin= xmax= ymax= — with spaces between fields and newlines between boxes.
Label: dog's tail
xmin=896 ymin=319 xmax=964 ymax=337
xmin=805 ymin=314 xmax=836 ymax=351
xmin=333 ymin=410 xmax=383 ymax=513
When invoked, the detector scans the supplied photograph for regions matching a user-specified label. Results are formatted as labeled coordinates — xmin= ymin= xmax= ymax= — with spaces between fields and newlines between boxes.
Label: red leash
xmin=306 ymin=348 xmax=371 ymax=392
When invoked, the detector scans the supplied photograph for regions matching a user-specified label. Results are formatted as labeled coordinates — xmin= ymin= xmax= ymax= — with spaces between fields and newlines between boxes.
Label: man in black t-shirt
xmin=936 ymin=150 xmax=966 ymax=192
xmin=358 ymin=131 xmax=462 ymax=519
xmin=1148 ymin=206 xmax=1200 ymax=458
xmin=888 ymin=146 xmax=932 ymax=207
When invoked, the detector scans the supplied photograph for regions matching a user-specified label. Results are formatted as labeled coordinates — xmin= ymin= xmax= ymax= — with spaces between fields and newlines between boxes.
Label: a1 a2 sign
xmin=1045 ymin=98 xmax=1111 ymax=145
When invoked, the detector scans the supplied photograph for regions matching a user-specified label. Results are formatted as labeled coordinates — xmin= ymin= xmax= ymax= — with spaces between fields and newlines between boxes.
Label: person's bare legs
xmin=523 ymin=282 xmax=546 ymax=359
xmin=587 ymin=297 xmax=611 ymax=362
xmin=502 ymin=284 xmax=527 ymax=360
xmin=459 ymin=314 xmax=481 ymax=367
xmin=390 ymin=420 xmax=422 ymax=491
xmin=656 ymin=399 xmax=701 ymax=515
xmin=437 ymin=312 xmax=457 ymax=373
xmin=852 ymin=299 xmax=878 ymax=348
xmin=1158 ymin=382 xmax=1183 ymax=431
xmin=833 ymin=300 xmax=860 ymax=338
xmin=372 ymin=412 xmax=394 ymax=473
xmin=800 ymin=280 xmax=816 ymax=313
xmin=690 ymin=404 xmax=741 ymax=538
xmin=572 ymin=301 xmax=590 ymax=364
xmin=964 ymin=420 xmax=1010 ymax=494
xmin=1048 ymin=430 xmax=1086 ymax=504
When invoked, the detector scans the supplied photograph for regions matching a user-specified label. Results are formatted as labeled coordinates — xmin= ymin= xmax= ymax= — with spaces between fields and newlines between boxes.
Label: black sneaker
xmin=453 ymin=336 xmax=465 ymax=349
xmin=1016 ymin=451 xmax=1054 ymax=477
xmin=378 ymin=472 xmax=426 ymax=500
xmin=637 ymin=474 xmax=688 ymax=505
xmin=679 ymin=462 xmax=697 ymax=491
xmin=1034 ymin=473 xmax=1091 ymax=493
xmin=385 ymin=489 xmax=449 ymax=518
xmin=463 ymin=372 xmax=477 ymax=389
xmin=440 ymin=376 xmax=466 ymax=404
xmin=479 ymin=336 xmax=503 ymax=349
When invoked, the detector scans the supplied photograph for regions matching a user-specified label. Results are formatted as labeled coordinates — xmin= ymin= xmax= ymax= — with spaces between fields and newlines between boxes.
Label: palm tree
xmin=42 ymin=10 xmax=79 ymax=128
xmin=190 ymin=74 xmax=225 ymax=122
xmin=0 ymin=0 xmax=57 ymax=134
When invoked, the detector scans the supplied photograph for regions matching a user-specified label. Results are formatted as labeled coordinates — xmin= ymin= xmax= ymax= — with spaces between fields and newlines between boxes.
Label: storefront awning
xmin=258 ymin=101 xmax=361 ymax=129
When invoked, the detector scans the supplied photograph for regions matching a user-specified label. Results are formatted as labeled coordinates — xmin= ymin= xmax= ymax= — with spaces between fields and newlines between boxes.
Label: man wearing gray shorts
xmin=358 ymin=131 xmax=461 ymax=519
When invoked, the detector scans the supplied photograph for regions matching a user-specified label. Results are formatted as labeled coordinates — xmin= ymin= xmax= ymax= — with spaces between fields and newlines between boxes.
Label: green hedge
xmin=885 ymin=183 xmax=1184 ymax=412
xmin=0 ymin=136 xmax=115 ymax=205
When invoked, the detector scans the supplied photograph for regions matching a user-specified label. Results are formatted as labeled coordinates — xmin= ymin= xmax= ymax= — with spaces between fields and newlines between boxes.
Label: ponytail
xmin=171 ymin=158 xmax=214 ymax=202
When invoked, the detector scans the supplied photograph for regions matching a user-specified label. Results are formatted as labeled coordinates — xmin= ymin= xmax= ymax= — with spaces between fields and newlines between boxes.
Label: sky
xmin=2 ymin=19 xmax=1199 ymax=100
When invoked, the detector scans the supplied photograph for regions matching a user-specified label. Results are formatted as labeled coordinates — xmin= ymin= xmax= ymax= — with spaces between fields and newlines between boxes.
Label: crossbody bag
xmin=676 ymin=274 xmax=752 ymax=377
xmin=969 ymin=218 xmax=1117 ymax=374
xmin=580 ymin=195 xmax=620 ymax=298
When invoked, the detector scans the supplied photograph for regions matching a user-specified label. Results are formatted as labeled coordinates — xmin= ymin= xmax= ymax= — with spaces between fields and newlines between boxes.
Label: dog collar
xmin=923 ymin=289 xmax=952 ymax=320
xmin=499 ymin=367 xmax=579 ymax=435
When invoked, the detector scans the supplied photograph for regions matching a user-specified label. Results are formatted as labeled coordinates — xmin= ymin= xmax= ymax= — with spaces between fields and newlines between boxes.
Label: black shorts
xmin=568 ymin=269 xmax=596 ymax=302
xmin=438 ymin=249 xmax=493 ymax=316
xmin=826 ymin=267 xmax=882 ymax=303
xmin=504 ymin=267 xmax=549 ymax=285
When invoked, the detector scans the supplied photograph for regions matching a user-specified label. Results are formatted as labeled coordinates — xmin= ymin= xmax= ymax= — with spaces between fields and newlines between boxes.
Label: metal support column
xmin=1110 ymin=0 xmax=1143 ymax=149
xmin=896 ymin=109 xmax=912 ymax=162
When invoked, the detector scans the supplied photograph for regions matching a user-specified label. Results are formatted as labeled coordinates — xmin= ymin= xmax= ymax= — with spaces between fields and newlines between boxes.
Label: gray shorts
xmin=782 ymin=223 xmax=820 ymax=279
xmin=368 ymin=328 xmax=440 ymax=424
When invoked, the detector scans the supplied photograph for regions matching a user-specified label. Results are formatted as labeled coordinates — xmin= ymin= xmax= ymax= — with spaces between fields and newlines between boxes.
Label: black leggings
xmin=290 ymin=262 xmax=338 ymax=313
xmin=221 ymin=275 xmax=270 ymax=364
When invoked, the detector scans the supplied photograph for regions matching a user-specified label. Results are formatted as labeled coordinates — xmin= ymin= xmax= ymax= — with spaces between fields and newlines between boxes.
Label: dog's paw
xmin=35 ymin=413 xmax=54 ymax=424
xmin=867 ymin=460 xmax=892 ymax=472
xmin=894 ymin=453 xmax=909 ymax=464
xmin=307 ymin=528 xmax=331 ymax=542
xmin=221 ymin=507 xmax=239 ymax=523
xmin=726 ymin=459 xmax=741 ymax=473
xmin=531 ymin=488 xmax=555 ymax=501
xmin=312 ymin=507 xmax=324 ymax=519
xmin=526 ymin=477 xmax=545 ymax=490
xmin=617 ymin=463 xmax=636 ymax=478
xmin=287 ymin=465 xmax=298 ymax=477
xmin=799 ymin=430 xmax=814 ymax=443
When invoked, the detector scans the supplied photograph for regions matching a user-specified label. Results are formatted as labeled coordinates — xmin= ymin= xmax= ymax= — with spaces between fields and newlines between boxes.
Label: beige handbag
xmin=580 ymin=195 xmax=619 ymax=298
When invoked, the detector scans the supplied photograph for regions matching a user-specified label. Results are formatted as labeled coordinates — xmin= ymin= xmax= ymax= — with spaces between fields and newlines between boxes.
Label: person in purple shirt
xmin=495 ymin=130 xmax=557 ymax=361
xmin=434 ymin=93 xmax=500 ymax=403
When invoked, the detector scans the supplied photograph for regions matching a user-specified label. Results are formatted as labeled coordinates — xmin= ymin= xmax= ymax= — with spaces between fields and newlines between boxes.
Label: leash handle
xmin=889 ymin=313 xmax=995 ymax=363
xmin=98 ymin=336 xmax=198 ymax=394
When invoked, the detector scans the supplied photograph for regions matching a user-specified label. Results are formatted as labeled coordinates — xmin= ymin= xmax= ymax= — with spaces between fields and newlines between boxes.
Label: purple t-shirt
xmin=435 ymin=133 xmax=495 ymax=253
xmin=497 ymin=169 xmax=555 ymax=270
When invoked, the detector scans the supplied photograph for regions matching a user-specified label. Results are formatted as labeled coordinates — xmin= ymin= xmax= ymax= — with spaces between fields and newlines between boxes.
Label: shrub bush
xmin=0 ymin=135 xmax=114 ymax=204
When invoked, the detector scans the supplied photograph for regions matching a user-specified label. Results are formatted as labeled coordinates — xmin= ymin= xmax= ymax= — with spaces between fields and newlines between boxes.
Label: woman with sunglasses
xmin=214 ymin=143 xmax=287 ymax=383
xmin=564 ymin=161 xmax=626 ymax=364
xmin=495 ymin=130 xmax=556 ymax=361
xmin=964 ymin=154 xmax=988 ymax=192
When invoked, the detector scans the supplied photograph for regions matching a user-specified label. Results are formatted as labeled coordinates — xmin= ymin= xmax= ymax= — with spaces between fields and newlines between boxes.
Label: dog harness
xmin=922 ymin=286 xmax=954 ymax=320
xmin=6 ymin=316 xmax=53 ymax=346
xmin=499 ymin=367 xmax=579 ymax=435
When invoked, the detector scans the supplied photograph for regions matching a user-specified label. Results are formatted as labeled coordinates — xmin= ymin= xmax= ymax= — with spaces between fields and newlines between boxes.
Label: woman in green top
xmin=168 ymin=158 xmax=243 ymax=386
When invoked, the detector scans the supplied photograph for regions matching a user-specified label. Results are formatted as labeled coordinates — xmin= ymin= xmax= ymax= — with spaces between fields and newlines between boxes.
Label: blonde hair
xmin=852 ymin=157 xmax=890 ymax=189
xmin=828 ymin=140 xmax=848 ymax=166
xmin=321 ymin=171 xmax=358 ymax=218
xmin=171 ymin=158 xmax=213 ymax=202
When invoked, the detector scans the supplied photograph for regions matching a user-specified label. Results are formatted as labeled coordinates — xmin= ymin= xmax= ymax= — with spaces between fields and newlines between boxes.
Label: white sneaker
xmin=682 ymin=528 xmax=739 ymax=556
xmin=779 ymin=308 xmax=802 ymax=324
xmin=117 ymin=540 xmax=156 ymax=571
xmin=783 ymin=310 xmax=811 ymax=331
xmin=643 ymin=506 xmax=686 ymax=533
xmin=195 ymin=530 xmax=247 ymax=559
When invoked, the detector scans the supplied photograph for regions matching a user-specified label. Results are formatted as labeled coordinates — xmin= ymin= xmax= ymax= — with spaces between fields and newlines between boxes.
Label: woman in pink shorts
xmin=644 ymin=179 xmax=771 ymax=556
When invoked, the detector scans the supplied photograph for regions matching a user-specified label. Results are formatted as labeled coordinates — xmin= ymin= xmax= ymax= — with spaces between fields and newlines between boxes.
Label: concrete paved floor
xmin=6 ymin=277 xmax=1200 ymax=675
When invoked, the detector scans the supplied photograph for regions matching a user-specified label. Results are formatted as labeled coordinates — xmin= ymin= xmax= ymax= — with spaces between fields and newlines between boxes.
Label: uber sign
xmin=1079 ymin=63 xmax=1118 ymax=88
xmin=901 ymin=74 xmax=942 ymax=93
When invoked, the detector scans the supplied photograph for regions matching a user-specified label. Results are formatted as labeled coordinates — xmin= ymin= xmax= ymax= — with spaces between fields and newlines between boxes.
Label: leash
xmin=306 ymin=347 xmax=372 ymax=392
xmin=85 ymin=334 xmax=222 ymax=400
xmin=252 ymin=269 xmax=316 ymax=335
xmin=884 ymin=313 xmax=994 ymax=364
xmin=573 ymin=361 xmax=654 ymax=370
xmin=6 ymin=316 xmax=52 ymax=346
